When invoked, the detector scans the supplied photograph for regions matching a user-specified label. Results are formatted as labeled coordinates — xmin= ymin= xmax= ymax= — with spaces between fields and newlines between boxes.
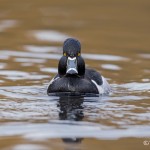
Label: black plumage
xmin=47 ymin=38 xmax=110 ymax=96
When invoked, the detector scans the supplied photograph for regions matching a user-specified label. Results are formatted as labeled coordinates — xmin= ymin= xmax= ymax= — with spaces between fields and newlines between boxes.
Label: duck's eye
xmin=63 ymin=53 xmax=66 ymax=56
xmin=78 ymin=52 xmax=81 ymax=56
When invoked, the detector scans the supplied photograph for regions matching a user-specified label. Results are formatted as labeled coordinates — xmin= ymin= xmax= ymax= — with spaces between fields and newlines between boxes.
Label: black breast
xmin=47 ymin=76 xmax=99 ymax=94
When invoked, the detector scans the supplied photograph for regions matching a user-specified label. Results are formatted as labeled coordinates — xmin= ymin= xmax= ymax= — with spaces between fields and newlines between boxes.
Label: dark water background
xmin=0 ymin=0 xmax=150 ymax=150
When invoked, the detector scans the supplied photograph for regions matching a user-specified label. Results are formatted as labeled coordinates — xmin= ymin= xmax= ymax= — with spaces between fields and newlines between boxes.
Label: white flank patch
xmin=91 ymin=80 xmax=104 ymax=94
xmin=91 ymin=76 xmax=111 ymax=94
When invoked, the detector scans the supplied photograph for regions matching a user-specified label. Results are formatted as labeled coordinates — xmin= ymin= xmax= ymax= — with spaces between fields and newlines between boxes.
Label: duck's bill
xmin=66 ymin=57 xmax=78 ymax=75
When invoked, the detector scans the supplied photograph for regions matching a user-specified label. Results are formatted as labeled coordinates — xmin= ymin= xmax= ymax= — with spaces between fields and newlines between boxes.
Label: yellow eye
xmin=78 ymin=52 xmax=81 ymax=56
xmin=63 ymin=53 xmax=66 ymax=56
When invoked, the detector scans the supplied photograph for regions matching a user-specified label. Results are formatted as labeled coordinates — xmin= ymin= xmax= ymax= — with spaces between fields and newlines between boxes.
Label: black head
xmin=63 ymin=38 xmax=81 ymax=57
xmin=58 ymin=38 xmax=85 ymax=76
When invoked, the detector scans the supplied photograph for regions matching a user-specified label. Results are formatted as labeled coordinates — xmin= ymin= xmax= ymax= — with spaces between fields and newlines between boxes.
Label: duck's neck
xmin=58 ymin=56 xmax=67 ymax=76
xmin=77 ymin=56 xmax=85 ymax=76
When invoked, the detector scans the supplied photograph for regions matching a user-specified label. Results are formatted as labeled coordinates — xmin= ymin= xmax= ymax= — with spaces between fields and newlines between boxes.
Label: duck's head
xmin=58 ymin=38 xmax=85 ymax=77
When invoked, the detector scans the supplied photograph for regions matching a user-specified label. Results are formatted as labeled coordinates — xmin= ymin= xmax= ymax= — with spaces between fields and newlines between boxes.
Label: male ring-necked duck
xmin=47 ymin=38 xmax=111 ymax=96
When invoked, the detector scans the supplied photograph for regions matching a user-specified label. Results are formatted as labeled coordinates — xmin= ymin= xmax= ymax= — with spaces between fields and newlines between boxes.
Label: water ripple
xmin=0 ymin=50 xmax=129 ymax=61
xmin=0 ymin=70 xmax=49 ymax=80
xmin=118 ymin=82 xmax=150 ymax=92
xmin=101 ymin=64 xmax=121 ymax=70
xmin=24 ymin=45 xmax=61 ymax=53
xmin=30 ymin=30 xmax=69 ymax=42
xmin=0 ymin=20 xmax=18 ymax=32
xmin=0 ymin=122 xmax=149 ymax=140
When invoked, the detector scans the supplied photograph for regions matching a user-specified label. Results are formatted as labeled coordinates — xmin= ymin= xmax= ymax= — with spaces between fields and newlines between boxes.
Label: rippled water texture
xmin=0 ymin=0 xmax=150 ymax=150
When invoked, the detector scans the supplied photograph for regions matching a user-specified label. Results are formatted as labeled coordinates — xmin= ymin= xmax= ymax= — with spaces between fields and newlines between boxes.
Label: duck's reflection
xmin=58 ymin=96 xmax=84 ymax=121
xmin=57 ymin=95 xmax=84 ymax=144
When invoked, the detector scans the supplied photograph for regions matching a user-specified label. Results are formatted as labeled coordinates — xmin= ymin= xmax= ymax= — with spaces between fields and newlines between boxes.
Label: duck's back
xmin=85 ymin=68 xmax=103 ymax=85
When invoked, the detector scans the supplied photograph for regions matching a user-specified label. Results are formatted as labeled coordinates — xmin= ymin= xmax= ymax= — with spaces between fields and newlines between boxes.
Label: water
xmin=0 ymin=0 xmax=150 ymax=150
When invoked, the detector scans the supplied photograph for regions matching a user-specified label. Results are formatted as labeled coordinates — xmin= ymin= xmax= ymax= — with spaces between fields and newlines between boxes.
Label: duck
xmin=47 ymin=38 xmax=111 ymax=96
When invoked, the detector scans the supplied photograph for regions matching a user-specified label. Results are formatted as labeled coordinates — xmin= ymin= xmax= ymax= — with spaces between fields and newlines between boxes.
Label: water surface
xmin=0 ymin=0 xmax=150 ymax=150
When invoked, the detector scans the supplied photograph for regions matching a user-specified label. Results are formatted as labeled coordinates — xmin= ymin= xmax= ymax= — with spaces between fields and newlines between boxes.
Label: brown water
xmin=0 ymin=0 xmax=150 ymax=150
